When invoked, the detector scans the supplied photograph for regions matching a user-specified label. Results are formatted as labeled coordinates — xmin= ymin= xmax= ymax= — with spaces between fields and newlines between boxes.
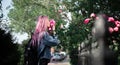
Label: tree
xmin=0 ymin=0 xmax=3 ymax=20
xmin=17 ymin=39 xmax=30 ymax=65
xmin=8 ymin=0 xmax=61 ymax=36
xmin=0 ymin=0 xmax=21 ymax=64
xmin=0 ymin=28 xmax=21 ymax=65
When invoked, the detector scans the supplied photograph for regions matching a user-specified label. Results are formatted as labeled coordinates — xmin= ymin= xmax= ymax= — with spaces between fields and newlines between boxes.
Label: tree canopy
xmin=8 ymin=0 xmax=61 ymax=36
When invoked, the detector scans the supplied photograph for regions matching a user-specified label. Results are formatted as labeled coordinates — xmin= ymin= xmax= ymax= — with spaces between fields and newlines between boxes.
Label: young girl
xmin=33 ymin=16 xmax=60 ymax=65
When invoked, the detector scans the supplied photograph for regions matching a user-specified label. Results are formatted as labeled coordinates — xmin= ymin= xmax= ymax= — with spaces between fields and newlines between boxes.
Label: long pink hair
xmin=32 ymin=16 xmax=49 ymax=45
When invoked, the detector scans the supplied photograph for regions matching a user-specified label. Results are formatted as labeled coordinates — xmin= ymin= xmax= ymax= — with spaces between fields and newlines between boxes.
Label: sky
xmin=1 ymin=0 xmax=13 ymax=19
xmin=1 ymin=0 xmax=28 ymax=44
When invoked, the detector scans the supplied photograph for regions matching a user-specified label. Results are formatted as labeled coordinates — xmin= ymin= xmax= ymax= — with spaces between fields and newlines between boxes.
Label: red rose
xmin=115 ymin=21 xmax=120 ymax=27
xmin=108 ymin=17 xmax=115 ymax=22
xmin=50 ymin=19 xmax=56 ymax=26
xmin=116 ymin=24 xmax=120 ymax=27
xmin=84 ymin=18 xmax=90 ymax=24
xmin=114 ymin=27 xmax=119 ymax=32
xmin=109 ymin=27 xmax=114 ymax=33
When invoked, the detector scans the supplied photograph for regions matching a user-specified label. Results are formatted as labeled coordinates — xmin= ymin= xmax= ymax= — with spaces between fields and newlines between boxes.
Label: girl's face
xmin=47 ymin=20 xmax=50 ymax=27
xmin=45 ymin=18 xmax=50 ymax=28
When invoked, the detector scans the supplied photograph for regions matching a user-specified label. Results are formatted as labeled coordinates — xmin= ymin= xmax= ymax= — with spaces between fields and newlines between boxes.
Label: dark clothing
xmin=39 ymin=58 xmax=50 ymax=65
xmin=38 ymin=32 xmax=60 ymax=65
xmin=24 ymin=39 xmax=38 ymax=65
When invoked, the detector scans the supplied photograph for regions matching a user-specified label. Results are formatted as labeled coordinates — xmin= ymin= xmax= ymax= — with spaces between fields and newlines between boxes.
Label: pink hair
xmin=32 ymin=16 xmax=49 ymax=46
xmin=35 ymin=16 xmax=49 ymax=33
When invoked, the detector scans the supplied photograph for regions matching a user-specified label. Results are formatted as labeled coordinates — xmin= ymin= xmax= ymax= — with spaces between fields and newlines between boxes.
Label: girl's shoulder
xmin=43 ymin=31 xmax=49 ymax=37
